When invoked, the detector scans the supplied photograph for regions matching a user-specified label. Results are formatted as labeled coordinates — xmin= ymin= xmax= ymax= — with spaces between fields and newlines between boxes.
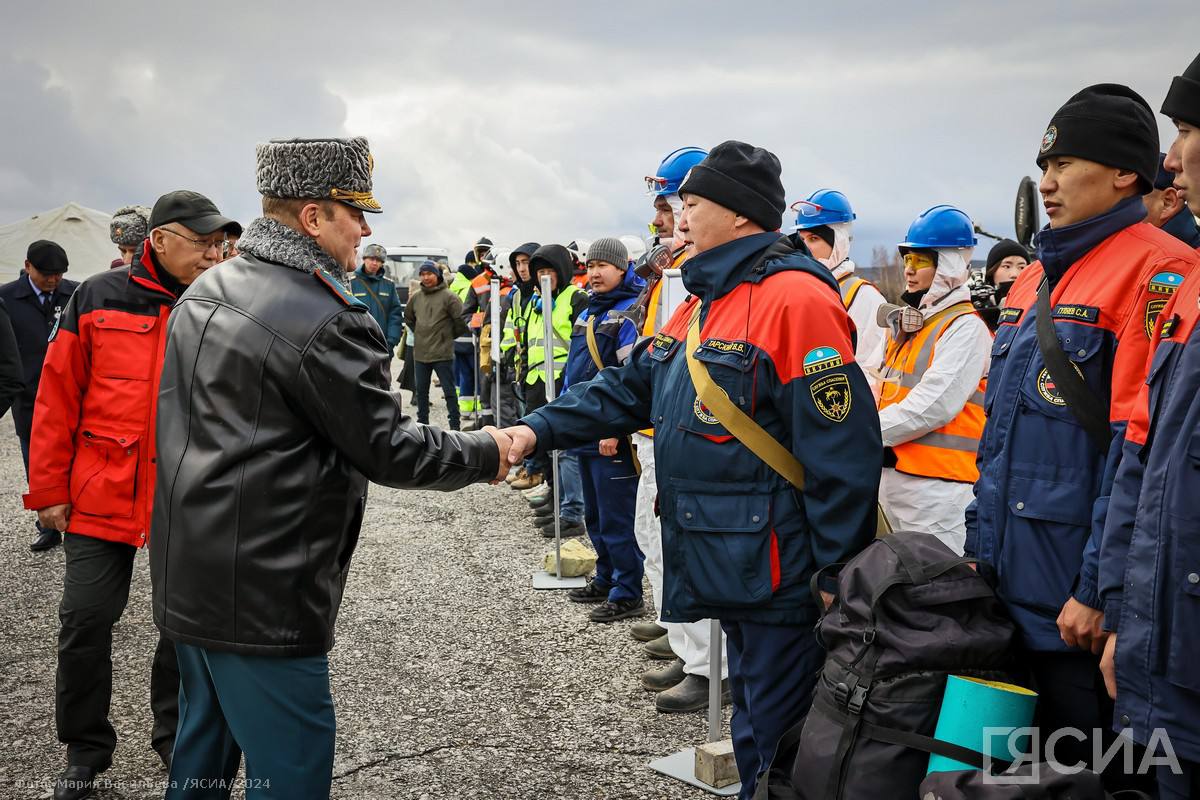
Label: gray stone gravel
xmin=0 ymin=378 xmax=731 ymax=799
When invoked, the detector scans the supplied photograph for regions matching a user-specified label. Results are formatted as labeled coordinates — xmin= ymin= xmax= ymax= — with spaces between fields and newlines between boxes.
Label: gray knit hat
xmin=586 ymin=237 xmax=629 ymax=269
xmin=110 ymin=205 xmax=151 ymax=246
xmin=255 ymin=137 xmax=382 ymax=213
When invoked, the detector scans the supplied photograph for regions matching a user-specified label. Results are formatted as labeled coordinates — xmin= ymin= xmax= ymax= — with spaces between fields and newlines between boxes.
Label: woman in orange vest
xmin=867 ymin=205 xmax=992 ymax=554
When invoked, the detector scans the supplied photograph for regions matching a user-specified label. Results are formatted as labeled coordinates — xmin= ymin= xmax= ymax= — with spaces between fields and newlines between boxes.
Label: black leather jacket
xmin=151 ymin=221 xmax=498 ymax=657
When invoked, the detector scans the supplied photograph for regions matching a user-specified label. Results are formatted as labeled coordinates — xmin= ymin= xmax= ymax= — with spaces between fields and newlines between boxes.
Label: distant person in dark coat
xmin=0 ymin=240 xmax=78 ymax=551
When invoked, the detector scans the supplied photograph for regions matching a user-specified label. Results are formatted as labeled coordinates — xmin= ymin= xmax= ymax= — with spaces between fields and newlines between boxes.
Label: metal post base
xmin=648 ymin=748 xmax=741 ymax=796
xmin=530 ymin=571 xmax=588 ymax=590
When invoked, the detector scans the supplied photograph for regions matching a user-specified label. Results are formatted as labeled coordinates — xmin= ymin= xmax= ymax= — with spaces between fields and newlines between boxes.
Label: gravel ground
xmin=0 ymin=373 xmax=731 ymax=800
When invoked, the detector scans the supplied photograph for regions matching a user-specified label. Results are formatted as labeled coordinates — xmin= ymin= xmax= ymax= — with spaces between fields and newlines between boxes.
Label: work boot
xmin=567 ymin=578 xmax=610 ymax=604
xmin=589 ymin=597 xmax=646 ymax=623
xmin=522 ymin=482 xmax=550 ymax=500
xmin=505 ymin=465 xmax=525 ymax=485
xmin=532 ymin=506 xmax=555 ymax=525
xmin=630 ymin=621 xmax=667 ymax=642
xmin=527 ymin=490 xmax=553 ymax=509
xmin=655 ymin=674 xmax=731 ymax=713
xmin=643 ymin=633 xmax=676 ymax=660
xmin=30 ymin=528 xmax=62 ymax=552
xmin=641 ymin=658 xmax=686 ymax=692
xmin=540 ymin=520 xmax=585 ymax=539
xmin=511 ymin=471 xmax=543 ymax=491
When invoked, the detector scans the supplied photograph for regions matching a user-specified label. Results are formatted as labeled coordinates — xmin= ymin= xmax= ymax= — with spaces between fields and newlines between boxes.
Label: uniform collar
xmin=130 ymin=240 xmax=180 ymax=300
xmin=1034 ymin=195 xmax=1146 ymax=284
xmin=681 ymin=231 xmax=785 ymax=302
xmin=1162 ymin=205 xmax=1200 ymax=249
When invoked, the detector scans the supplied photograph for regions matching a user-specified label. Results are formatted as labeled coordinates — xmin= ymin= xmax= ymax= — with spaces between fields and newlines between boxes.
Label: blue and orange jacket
xmin=22 ymin=239 xmax=179 ymax=548
xmin=522 ymin=232 xmax=882 ymax=625
xmin=1099 ymin=264 xmax=1200 ymax=761
xmin=966 ymin=197 xmax=1200 ymax=651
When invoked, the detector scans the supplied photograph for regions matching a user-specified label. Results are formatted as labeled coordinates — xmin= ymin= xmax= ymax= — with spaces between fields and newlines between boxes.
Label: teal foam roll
xmin=927 ymin=675 xmax=1038 ymax=775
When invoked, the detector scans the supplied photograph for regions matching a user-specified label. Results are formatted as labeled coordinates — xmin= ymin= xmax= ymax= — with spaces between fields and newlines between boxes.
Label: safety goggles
xmin=644 ymin=175 xmax=669 ymax=194
xmin=789 ymin=200 xmax=824 ymax=218
xmin=902 ymin=251 xmax=937 ymax=271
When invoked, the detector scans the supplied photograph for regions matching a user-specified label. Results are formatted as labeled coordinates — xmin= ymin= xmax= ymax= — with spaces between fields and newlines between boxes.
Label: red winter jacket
xmin=23 ymin=241 xmax=178 ymax=547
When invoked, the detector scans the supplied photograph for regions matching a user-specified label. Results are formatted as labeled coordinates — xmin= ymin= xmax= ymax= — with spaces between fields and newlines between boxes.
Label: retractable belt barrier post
xmin=490 ymin=278 xmax=501 ymax=427
xmin=531 ymin=273 xmax=586 ymax=590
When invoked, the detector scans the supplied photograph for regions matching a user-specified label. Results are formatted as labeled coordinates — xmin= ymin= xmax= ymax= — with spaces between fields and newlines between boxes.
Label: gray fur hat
xmin=110 ymin=205 xmax=151 ymax=246
xmin=254 ymin=137 xmax=382 ymax=213
xmin=362 ymin=243 xmax=386 ymax=260
xmin=586 ymin=237 xmax=629 ymax=269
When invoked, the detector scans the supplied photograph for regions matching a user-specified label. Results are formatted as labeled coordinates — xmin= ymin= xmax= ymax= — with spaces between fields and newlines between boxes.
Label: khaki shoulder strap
xmin=685 ymin=302 xmax=891 ymax=535
xmin=585 ymin=316 xmax=606 ymax=371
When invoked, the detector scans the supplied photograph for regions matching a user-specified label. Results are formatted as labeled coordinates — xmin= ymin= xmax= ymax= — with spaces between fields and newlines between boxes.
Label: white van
xmin=382 ymin=246 xmax=450 ymax=304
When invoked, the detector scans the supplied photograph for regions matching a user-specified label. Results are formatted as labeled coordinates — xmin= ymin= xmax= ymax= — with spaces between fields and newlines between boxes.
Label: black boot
xmin=641 ymin=658 xmax=686 ymax=692
xmin=31 ymin=527 xmax=62 ymax=552
xmin=53 ymin=765 xmax=97 ymax=800
xmin=655 ymin=674 xmax=731 ymax=713
xmin=643 ymin=633 xmax=676 ymax=660
xmin=630 ymin=621 xmax=667 ymax=642
xmin=567 ymin=578 xmax=610 ymax=604
xmin=589 ymin=597 xmax=645 ymax=623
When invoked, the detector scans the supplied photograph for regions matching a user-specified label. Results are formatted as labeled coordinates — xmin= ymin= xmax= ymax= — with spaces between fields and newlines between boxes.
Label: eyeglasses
xmin=161 ymin=227 xmax=224 ymax=253
xmin=789 ymin=200 xmax=824 ymax=218
xmin=902 ymin=251 xmax=937 ymax=271
xmin=644 ymin=175 xmax=669 ymax=194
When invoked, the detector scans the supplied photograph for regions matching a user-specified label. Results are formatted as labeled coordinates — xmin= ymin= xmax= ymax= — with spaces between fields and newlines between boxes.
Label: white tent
xmin=0 ymin=202 xmax=117 ymax=286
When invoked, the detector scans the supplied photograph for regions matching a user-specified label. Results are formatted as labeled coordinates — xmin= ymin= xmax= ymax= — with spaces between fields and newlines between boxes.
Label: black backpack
xmin=918 ymin=766 xmax=1152 ymax=800
xmin=755 ymin=533 xmax=1019 ymax=800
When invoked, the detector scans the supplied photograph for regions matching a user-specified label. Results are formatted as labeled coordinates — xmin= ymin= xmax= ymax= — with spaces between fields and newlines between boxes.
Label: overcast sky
xmin=3 ymin=1 xmax=1198 ymax=267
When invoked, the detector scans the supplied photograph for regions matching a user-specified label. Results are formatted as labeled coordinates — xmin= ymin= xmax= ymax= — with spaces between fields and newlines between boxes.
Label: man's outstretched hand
xmin=481 ymin=426 xmax=513 ymax=483
xmin=501 ymin=425 xmax=538 ymax=465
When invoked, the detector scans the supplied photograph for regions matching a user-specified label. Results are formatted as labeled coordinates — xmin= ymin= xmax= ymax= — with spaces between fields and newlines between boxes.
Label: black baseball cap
xmin=27 ymin=240 xmax=69 ymax=274
xmin=149 ymin=190 xmax=238 ymax=235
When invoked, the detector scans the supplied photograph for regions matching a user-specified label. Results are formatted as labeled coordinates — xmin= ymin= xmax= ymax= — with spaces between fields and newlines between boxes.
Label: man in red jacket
xmin=23 ymin=189 xmax=236 ymax=800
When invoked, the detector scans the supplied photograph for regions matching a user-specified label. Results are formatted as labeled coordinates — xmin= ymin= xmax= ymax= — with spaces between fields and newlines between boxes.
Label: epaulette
xmin=314 ymin=269 xmax=366 ymax=308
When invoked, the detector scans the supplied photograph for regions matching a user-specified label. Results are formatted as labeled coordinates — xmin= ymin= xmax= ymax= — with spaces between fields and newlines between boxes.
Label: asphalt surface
xmin=0 ymin=379 xmax=731 ymax=800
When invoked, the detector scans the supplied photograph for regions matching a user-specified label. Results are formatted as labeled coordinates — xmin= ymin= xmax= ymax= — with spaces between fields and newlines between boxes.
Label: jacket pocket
xmin=93 ymin=311 xmax=158 ymax=380
xmin=675 ymin=487 xmax=775 ymax=608
xmin=998 ymin=475 xmax=1092 ymax=614
xmin=70 ymin=430 xmax=140 ymax=518
xmin=984 ymin=325 xmax=1017 ymax=415
xmin=1167 ymin=517 xmax=1200 ymax=691
xmin=1019 ymin=322 xmax=1108 ymax=424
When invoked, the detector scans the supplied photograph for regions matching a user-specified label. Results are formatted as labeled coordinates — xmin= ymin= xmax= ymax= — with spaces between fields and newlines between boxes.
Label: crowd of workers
xmin=1 ymin=50 xmax=1199 ymax=800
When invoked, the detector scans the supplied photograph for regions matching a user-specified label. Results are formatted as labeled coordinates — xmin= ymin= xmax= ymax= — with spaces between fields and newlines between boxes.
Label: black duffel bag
xmin=919 ymin=765 xmax=1151 ymax=799
xmin=755 ymin=532 xmax=1019 ymax=800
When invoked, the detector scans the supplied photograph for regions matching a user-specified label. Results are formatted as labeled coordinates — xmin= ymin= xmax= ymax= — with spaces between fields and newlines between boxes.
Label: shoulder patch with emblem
xmin=1160 ymin=314 xmax=1179 ymax=339
xmin=314 ymin=269 xmax=366 ymax=308
xmin=1149 ymin=271 xmax=1184 ymax=295
xmin=1145 ymin=298 xmax=1169 ymax=338
xmin=803 ymin=346 xmax=844 ymax=376
xmin=810 ymin=373 xmax=851 ymax=422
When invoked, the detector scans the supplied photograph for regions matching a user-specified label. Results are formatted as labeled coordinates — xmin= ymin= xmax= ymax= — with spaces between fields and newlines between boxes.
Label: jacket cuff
xmin=1102 ymin=597 xmax=1122 ymax=632
xmin=519 ymin=412 xmax=554 ymax=456
xmin=23 ymin=486 xmax=70 ymax=511
xmin=1072 ymin=574 xmax=1101 ymax=610
xmin=462 ymin=430 xmax=500 ymax=483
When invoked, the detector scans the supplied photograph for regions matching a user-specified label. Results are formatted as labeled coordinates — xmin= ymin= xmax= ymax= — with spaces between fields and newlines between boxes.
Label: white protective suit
xmin=632 ymin=194 xmax=726 ymax=680
xmin=821 ymin=223 xmax=888 ymax=366
xmin=864 ymin=247 xmax=992 ymax=555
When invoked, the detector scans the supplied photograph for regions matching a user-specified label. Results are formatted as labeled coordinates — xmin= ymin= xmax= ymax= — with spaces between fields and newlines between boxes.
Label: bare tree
xmin=868 ymin=245 xmax=906 ymax=304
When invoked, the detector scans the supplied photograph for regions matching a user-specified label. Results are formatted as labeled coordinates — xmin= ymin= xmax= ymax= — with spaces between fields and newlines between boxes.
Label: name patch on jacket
xmin=1052 ymin=304 xmax=1100 ymax=323
xmin=701 ymin=338 xmax=749 ymax=356
xmin=803 ymin=346 xmax=844 ymax=376
xmin=810 ymin=373 xmax=851 ymax=422
xmin=649 ymin=333 xmax=679 ymax=361
xmin=1145 ymin=298 xmax=1169 ymax=338
xmin=998 ymin=308 xmax=1024 ymax=325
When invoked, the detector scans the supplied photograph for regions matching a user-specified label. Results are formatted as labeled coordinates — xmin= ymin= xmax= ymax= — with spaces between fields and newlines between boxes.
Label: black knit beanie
xmin=1162 ymin=52 xmax=1200 ymax=128
xmin=808 ymin=225 xmax=836 ymax=250
xmin=1037 ymin=83 xmax=1159 ymax=194
xmin=984 ymin=239 xmax=1030 ymax=283
xmin=678 ymin=140 xmax=785 ymax=231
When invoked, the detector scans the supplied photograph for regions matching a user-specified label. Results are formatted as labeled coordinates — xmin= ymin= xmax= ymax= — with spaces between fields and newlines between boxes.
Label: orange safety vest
xmin=877 ymin=301 xmax=986 ymax=483
xmin=837 ymin=273 xmax=874 ymax=311
xmin=638 ymin=247 xmax=690 ymax=439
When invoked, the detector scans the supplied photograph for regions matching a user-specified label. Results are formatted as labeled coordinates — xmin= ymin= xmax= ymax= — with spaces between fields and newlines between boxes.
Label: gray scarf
xmin=236 ymin=216 xmax=347 ymax=282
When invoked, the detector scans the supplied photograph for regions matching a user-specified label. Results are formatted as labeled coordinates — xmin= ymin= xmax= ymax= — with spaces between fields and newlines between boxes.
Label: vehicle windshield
xmin=386 ymin=255 xmax=440 ymax=286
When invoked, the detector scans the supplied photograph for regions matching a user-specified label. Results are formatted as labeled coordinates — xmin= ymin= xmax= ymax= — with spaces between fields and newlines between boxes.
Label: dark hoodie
xmin=405 ymin=269 xmax=469 ymax=363
xmin=528 ymin=244 xmax=588 ymax=319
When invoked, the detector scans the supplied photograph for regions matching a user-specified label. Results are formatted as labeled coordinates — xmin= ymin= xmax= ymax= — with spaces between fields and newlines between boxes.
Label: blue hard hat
xmin=898 ymin=204 xmax=977 ymax=250
xmin=646 ymin=146 xmax=708 ymax=196
xmin=791 ymin=189 xmax=856 ymax=230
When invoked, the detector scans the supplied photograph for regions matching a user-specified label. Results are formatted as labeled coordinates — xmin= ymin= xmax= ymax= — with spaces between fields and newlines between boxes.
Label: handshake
xmin=480 ymin=425 xmax=540 ymax=483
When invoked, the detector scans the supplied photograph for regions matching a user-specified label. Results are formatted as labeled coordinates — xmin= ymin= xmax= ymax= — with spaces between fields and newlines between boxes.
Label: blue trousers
xmin=557 ymin=451 xmax=586 ymax=524
xmin=722 ymin=621 xmax=824 ymax=800
xmin=167 ymin=643 xmax=335 ymax=800
xmin=578 ymin=452 xmax=642 ymax=602
xmin=453 ymin=342 xmax=475 ymax=397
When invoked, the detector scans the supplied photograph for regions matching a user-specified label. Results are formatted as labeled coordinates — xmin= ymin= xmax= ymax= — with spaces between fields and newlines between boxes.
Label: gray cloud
xmin=2 ymin=1 xmax=1198 ymax=266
